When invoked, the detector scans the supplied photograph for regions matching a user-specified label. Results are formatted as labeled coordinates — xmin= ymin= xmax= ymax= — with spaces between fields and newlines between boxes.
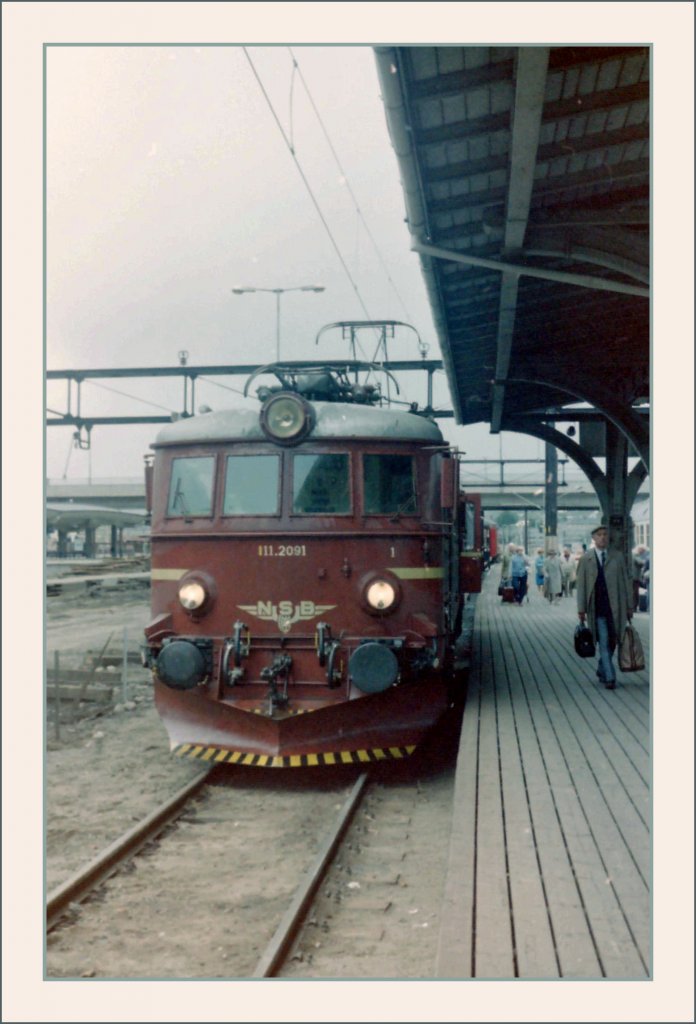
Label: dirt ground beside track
xmin=46 ymin=585 xmax=458 ymax=978
xmin=46 ymin=588 xmax=205 ymax=891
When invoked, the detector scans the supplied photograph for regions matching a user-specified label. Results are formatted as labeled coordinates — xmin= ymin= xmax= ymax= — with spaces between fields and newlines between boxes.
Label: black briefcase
xmin=574 ymin=624 xmax=595 ymax=658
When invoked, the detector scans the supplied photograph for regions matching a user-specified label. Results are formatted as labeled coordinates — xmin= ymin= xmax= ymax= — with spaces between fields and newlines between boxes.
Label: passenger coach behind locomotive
xmin=143 ymin=356 xmax=482 ymax=767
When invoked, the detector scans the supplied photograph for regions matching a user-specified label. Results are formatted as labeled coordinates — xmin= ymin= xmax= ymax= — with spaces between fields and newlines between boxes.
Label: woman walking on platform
xmin=560 ymin=547 xmax=577 ymax=596
xmin=534 ymin=548 xmax=545 ymax=594
xmin=543 ymin=548 xmax=563 ymax=604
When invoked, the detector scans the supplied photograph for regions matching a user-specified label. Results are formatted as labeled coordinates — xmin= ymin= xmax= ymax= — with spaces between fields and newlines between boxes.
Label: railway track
xmin=46 ymin=765 xmax=375 ymax=978
xmin=251 ymin=771 xmax=369 ymax=977
xmin=46 ymin=770 xmax=213 ymax=932
xmin=47 ymin=708 xmax=461 ymax=979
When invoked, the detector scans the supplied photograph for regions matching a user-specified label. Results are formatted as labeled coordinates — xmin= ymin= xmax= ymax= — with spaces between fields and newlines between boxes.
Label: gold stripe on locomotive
xmin=390 ymin=566 xmax=444 ymax=580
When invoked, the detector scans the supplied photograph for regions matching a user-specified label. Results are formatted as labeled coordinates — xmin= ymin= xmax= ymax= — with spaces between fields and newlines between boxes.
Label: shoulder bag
xmin=619 ymin=624 xmax=646 ymax=672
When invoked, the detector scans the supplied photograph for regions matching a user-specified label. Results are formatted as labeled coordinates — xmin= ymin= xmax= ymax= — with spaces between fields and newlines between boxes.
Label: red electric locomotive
xmin=143 ymin=336 xmax=482 ymax=768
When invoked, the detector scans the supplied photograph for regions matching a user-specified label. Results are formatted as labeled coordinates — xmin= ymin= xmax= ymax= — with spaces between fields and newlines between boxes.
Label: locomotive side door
xmin=439 ymin=454 xmax=462 ymax=635
xmin=458 ymin=492 xmax=483 ymax=594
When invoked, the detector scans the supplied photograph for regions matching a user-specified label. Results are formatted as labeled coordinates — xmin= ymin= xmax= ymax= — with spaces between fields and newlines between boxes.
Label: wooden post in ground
xmin=53 ymin=650 xmax=61 ymax=742
xmin=121 ymin=627 xmax=129 ymax=704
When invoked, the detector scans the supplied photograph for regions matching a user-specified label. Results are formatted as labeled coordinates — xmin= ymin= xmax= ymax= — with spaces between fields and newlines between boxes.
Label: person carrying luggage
xmin=511 ymin=547 xmax=529 ymax=605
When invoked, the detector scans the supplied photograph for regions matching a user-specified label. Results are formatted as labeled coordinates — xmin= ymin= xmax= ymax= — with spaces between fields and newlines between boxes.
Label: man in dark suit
xmin=576 ymin=525 xmax=632 ymax=689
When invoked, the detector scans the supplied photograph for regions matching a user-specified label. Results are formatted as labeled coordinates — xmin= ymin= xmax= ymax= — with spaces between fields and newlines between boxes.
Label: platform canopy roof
xmin=375 ymin=46 xmax=650 ymax=470
xmin=46 ymin=503 xmax=148 ymax=531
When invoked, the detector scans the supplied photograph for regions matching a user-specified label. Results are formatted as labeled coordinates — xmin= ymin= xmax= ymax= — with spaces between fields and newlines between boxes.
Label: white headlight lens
xmin=366 ymin=580 xmax=396 ymax=611
xmin=261 ymin=394 xmax=313 ymax=443
xmin=178 ymin=581 xmax=207 ymax=611
xmin=267 ymin=397 xmax=304 ymax=438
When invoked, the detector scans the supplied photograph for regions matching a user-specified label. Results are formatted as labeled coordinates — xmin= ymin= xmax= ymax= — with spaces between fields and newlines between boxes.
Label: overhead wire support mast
xmin=46 ymin=359 xmax=445 ymax=428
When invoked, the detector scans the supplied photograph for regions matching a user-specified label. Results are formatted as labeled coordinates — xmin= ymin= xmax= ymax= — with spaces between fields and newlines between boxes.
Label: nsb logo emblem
xmin=237 ymin=600 xmax=336 ymax=634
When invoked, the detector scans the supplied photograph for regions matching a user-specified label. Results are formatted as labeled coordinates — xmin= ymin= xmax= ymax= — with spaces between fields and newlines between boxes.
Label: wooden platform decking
xmin=437 ymin=571 xmax=651 ymax=979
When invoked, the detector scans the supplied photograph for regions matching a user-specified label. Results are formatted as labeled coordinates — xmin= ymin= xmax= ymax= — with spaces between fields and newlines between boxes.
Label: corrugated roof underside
xmin=395 ymin=45 xmax=649 ymax=426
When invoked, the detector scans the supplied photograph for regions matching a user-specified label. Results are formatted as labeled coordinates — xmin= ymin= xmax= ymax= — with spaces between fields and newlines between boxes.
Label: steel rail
xmin=252 ymin=770 xmax=370 ymax=978
xmin=46 ymin=769 xmax=213 ymax=931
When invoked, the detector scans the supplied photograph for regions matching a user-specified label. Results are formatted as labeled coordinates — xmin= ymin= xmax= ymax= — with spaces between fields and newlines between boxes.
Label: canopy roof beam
xmin=489 ymin=48 xmax=550 ymax=433
xmin=412 ymin=242 xmax=650 ymax=298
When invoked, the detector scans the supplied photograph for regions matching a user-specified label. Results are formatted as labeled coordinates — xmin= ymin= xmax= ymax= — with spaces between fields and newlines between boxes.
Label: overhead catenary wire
xmin=84 ymin=379 xmax=174 ymax=413
xmin=287 ymin=48 xmax=415 ymax=326
xmin=456 ymin=466 xmax=549 ymax=511
xmin=197 ymin=376 xmax=249 ymax=399
xmin=62 ymin=434 xmax=74 ymax=478
xmin=85 ymin=376 xmax=269 ymax=419
xmin=243 ymin=48 xmax=429 ymax=410
xmin=243 ymin=48 xmax=374 ymax=358
xmin=287 ymin=48 xmax=417 ymax=392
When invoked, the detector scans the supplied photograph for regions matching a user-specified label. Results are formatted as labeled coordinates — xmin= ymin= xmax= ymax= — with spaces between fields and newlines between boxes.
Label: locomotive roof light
xmin=177 ymin=572 xmax=217 ymax=618
xmin=360 ymin=572 xmax=402 ymax=616
xmin=260 ymin=392 xmax=315 ymax=445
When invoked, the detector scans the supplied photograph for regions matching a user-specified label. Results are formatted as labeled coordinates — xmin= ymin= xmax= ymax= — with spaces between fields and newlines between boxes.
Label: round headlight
xmin=366 ymin=579 xmax=397 ymax=611
xmin=178 ymin=581 xmax=207 ymax=611
xmin=260 ymin=393 xmax=314 ymax=444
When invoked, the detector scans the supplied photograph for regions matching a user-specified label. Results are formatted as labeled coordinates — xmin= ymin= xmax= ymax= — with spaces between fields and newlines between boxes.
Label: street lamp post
xmin=231 ymin=285 xmax=325 ymax=362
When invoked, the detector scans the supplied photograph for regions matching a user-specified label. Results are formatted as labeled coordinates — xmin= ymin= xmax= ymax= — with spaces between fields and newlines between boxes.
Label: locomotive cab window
xmin=292 ymin=453 xmax=350 ymax=514
xmin=463 ymin=501 xmax=476 ymax=549
xmin=167 ymin=456 xmax=215 ymax=517
xmin=363 ymin=454 xmax=416 ymax=515
xmin=223 ymin=454 xmax=279 ymax=515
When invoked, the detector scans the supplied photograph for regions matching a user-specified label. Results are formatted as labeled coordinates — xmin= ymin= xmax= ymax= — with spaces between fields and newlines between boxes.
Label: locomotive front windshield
xmin=224 ymin=454 xmax=280 ymax=515
xmin=363 ymin=454 xmax=416 ymax=514
xmin=167 ymin=456 xmax=215 ymax=516
xmin=292 ymin=453 xmax=350 ymax=514
xmin=163 ymin=449 xmax=420 ymax=518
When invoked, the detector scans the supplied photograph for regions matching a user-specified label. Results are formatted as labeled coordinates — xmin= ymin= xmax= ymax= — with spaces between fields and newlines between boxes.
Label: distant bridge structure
xmin=46 ymin=477 xmax=614 ymax=516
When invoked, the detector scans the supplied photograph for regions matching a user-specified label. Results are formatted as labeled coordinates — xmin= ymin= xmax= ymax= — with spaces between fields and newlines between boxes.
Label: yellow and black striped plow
xmin=251 ymin=707 xmax=312 ymax=716
xmin=172 ymin=743 xmax=417 ymax=768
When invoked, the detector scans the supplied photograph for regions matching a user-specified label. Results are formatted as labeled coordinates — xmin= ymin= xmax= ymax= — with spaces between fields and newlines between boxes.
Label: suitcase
xmin=501 ymin=585 xmax=515 ymax=603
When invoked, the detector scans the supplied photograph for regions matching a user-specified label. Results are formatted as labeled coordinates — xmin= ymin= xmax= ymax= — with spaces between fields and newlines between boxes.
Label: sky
xmin=46 ymin=43 xmax=568 ymax=490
